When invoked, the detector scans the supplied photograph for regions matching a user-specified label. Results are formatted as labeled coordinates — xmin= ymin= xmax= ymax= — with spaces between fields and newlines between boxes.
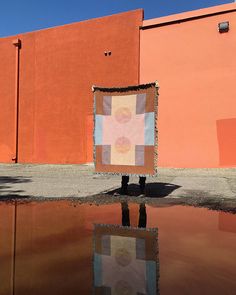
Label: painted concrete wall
xmin=0 ymin=4 xmax=235 ymax=167
xmin=0 ymin=10 xmax=142 ymax=164
xmin=140 ymin=3 xmax=236 ymax=167
xmin=0 ymin=37 xmax=16 ymax=163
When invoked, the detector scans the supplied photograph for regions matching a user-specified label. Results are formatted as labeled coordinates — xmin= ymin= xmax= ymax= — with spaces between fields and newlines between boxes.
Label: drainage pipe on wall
xmin=12 ymin=39 xmax=21 ymax=163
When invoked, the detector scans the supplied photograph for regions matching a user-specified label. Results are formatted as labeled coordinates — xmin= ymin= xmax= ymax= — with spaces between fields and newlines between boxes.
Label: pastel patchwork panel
xmin=93 ymin=83 xmax=158 ymax=176
xmin=93 ymin=224 xmax=159 ymax=295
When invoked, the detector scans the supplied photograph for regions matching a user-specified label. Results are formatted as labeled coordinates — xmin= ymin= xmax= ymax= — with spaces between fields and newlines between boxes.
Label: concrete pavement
xmin=0 ymin=164 xmax=235 ymax=200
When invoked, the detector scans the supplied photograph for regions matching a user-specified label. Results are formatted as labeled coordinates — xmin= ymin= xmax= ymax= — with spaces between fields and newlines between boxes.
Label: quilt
xmin=93 ymin=82 xmax=159 ymax=176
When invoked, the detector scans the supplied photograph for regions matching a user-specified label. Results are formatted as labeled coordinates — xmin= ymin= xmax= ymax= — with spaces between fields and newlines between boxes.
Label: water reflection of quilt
xmin=93 ymin=224 xmax=159 ymax=295
xmin=93 ymin=83 xmax=158 ymax=176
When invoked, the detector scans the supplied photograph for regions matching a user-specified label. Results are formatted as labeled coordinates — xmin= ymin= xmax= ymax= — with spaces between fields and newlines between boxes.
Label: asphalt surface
xmin=0 ymin=164 xmax=235 ymax=200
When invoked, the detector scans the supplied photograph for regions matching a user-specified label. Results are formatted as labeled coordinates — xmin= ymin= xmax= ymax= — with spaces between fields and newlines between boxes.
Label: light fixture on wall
xmin=218 ymin=21 xmax=229 ymax=33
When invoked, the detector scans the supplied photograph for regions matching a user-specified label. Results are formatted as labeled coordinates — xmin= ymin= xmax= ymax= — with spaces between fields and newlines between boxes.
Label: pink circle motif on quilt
xmin=115 ymin=137 xmax=131 ymax=153
xmin=115 ymin=107 xmax=131 ymax=123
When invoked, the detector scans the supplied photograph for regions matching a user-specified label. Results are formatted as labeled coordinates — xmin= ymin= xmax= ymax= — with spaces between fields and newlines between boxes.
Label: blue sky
xmin=0 ymin=0 xmax=234 ymax=37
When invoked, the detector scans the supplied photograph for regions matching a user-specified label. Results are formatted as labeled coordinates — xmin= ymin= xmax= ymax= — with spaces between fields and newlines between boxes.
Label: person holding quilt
xmin=93 ymin=82 xmax=158 ymax=196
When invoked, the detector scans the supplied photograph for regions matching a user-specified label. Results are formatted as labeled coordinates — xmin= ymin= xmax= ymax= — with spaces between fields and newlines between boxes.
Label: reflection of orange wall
xmin=0 ymin=203 xmax=14 ymax=295
xmin=147 ymin=205 xmax=236 ymax=295
xmin=219 ymin=211 xmax=236 ymax=233
xmin=15 ymin=201 xmax=90 ymax=295
xmin=140 ymin=3 xmax=236 ymax=167
xmin=2 ymin=201 xmax=236 ymax=294
xmin=0 ymin=10 xmax=142 ymax=164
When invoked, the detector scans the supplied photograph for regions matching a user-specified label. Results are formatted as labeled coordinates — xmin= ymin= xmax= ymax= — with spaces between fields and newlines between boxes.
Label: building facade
xmin=0 ymin=3 xmax=235 ymax=167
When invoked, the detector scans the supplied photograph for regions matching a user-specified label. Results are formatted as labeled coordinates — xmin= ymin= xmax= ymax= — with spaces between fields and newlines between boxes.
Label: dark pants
xmin=121 ymin=202 xmax=146 ymax=228
xmin=121 ymin=176 xmax=146 ymax=194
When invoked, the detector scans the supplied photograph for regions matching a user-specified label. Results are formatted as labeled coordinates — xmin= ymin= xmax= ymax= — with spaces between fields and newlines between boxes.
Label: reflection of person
xmin=93 ymin=202 xmax=158 ymax=295
xmin=121 ymin=176 xmax=146 ymax=195
xmin=121 ymin=201 xmax=146 ymax=228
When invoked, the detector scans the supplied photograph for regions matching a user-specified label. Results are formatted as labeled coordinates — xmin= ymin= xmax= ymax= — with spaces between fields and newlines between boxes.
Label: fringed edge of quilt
xmin=93 ymin=223 xmax=159 ymax=233
xmin=93 ymin=81 xmax=159 ymax=177
xmin=92 ymin=81 xmax=159 ymax=93
xmin=154 ymin=81 xmax=159 ymax=174
xmin=93 ymin=171 xmax=158 ymax=177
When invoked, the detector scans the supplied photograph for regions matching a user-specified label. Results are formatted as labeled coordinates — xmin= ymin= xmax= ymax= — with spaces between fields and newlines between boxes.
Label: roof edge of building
xmin=142 ymin=2 xmax=236 ymax=29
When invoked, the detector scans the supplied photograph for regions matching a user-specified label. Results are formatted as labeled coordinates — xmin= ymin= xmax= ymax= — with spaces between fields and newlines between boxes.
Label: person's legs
xmin=121 ymin=201 xmax=130 ymax=226
xmin=139 ymin=177 xmax=146 ymax=194
xmin=121 ymin=175 xmax=129 ymax=195
xmin=138 ymin=203 xmax=147 ymax=228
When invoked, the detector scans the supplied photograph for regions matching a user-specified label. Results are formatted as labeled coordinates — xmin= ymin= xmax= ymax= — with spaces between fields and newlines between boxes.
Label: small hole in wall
xmin=104 ymin=51 xmax=112 ymax=56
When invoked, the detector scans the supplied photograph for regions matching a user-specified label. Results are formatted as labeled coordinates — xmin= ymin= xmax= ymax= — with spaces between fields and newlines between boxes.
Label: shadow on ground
xmin=106 ymin=182 xmax=181 ymax=198
xmin=0 ymin=176 xmax=32 ymax=199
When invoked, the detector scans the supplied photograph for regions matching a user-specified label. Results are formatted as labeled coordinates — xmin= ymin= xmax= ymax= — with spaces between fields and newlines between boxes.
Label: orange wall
xmin=1 ymin=5 xmax=236 ymax=167
xmin=0 ymin=38 xmax=16 ymax=163
xmin=140 ymin=4 xmax=236 ymax=167
xmin=0 ymin=10 xmax=142 ymax=164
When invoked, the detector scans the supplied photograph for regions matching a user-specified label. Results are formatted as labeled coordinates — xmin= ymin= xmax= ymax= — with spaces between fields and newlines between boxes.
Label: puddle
xmin=0 ymin=200 xmax=236 ymax=294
